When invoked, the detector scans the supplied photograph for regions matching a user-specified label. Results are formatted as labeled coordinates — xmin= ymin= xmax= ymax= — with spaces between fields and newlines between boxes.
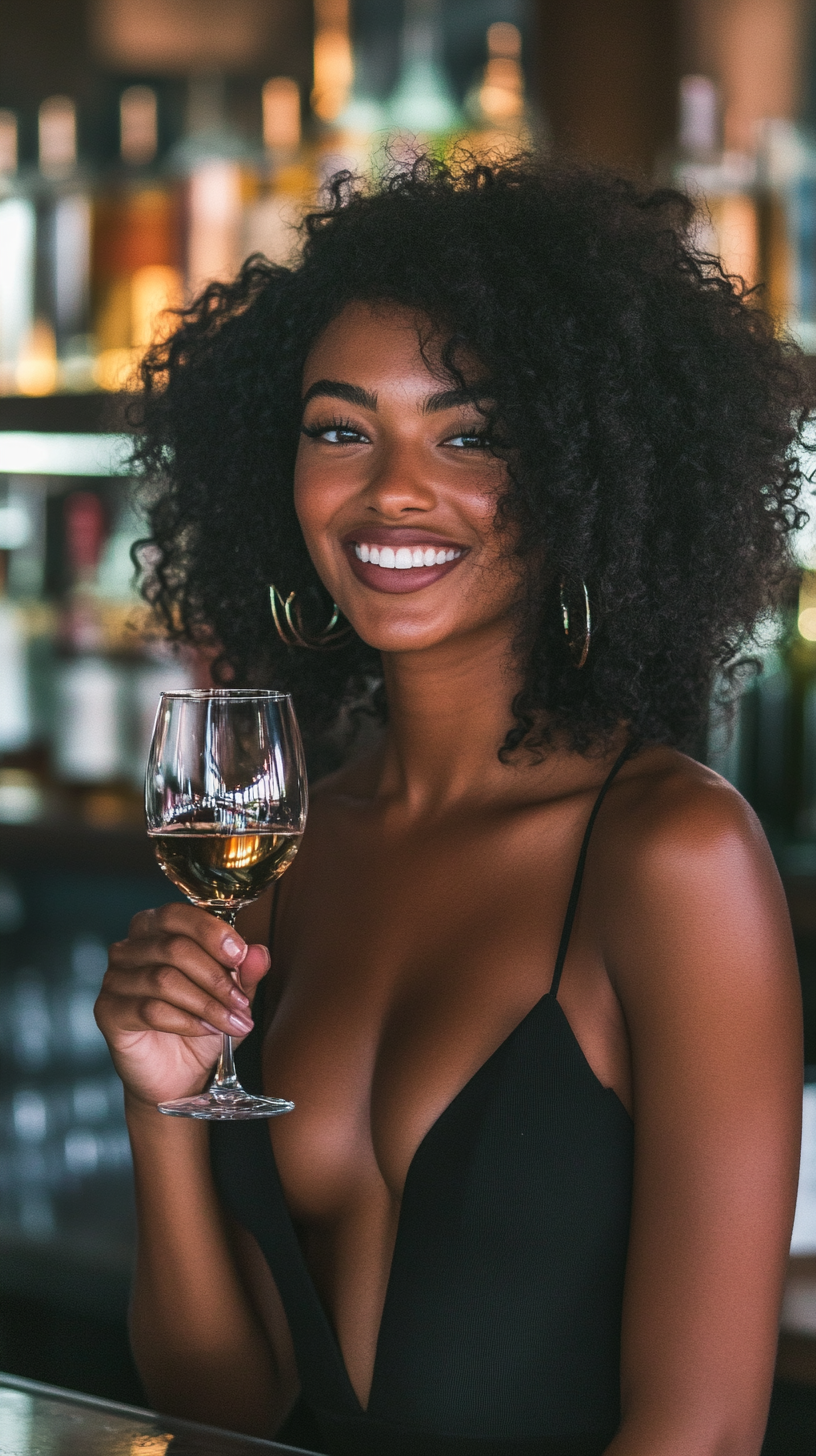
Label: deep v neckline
xmin=255 ymin=741 xmax=635 ymax=1417
xmin=261 ymin=988 xmax=630 ymax=1416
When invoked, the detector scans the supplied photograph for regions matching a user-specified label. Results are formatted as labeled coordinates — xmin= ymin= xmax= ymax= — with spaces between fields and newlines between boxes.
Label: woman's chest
xmin=260 ymin=805 xmax=630 ymax=1222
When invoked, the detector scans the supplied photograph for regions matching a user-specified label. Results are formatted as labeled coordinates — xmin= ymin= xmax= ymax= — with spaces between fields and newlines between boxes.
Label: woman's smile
xmin=343 ymin=526 xmax=467 ymax=594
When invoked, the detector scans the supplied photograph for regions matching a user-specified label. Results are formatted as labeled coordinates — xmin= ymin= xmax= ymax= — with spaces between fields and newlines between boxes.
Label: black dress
xmin=211 ymin=746 xmax=634 ymax=1456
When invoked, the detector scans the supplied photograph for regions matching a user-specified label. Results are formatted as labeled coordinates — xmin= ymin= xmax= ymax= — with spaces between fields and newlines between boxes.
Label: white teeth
xmin=355 ymin=543 xmax=463 ymax=569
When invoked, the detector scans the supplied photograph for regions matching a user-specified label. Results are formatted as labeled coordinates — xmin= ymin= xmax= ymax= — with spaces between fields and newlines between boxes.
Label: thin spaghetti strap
xmin=549 ymin=741 xmax=635 ymax=1000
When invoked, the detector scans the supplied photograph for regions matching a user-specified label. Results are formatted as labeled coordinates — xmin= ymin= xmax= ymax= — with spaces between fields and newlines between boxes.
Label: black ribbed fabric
xmin=211 ymin=746 xmax=634 ymax=1456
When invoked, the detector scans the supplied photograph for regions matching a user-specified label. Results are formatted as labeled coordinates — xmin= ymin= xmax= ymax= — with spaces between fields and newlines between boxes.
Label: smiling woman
xmin=95 ymin=156 xmax=812 ymax=1456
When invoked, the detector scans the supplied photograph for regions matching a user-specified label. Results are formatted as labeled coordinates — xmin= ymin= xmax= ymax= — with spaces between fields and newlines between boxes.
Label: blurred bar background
xmin=2 ymin=2 xmax=816 ymax=1449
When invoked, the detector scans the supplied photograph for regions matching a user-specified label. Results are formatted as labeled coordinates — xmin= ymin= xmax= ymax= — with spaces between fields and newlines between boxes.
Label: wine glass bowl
xmin=145 ymin=689 xmax=307 ymax=1120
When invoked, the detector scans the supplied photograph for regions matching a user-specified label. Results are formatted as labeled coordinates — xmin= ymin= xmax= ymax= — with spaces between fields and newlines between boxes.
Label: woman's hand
xmin=95 ymin=903 xmax=271 ymax=1110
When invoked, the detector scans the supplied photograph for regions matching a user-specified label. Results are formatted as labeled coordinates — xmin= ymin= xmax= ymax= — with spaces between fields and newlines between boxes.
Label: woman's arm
xmin=96 ymin=902 xmax=297 ymax=1435
xmin=604 ymin=775 xmax=802 ymax=1456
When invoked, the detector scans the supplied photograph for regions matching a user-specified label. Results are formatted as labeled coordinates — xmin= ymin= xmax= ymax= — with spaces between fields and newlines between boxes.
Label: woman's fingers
xmin=128 ymin=902 xmax=250 ymax=969
xmin=102 ymin=962 xmax=255 ymax=1038
xmin=110 ymin=932 xmax=244 ymax=1003
xmin=235 ymin=942 xmax=271 ymax=995
xmin=113 ymin=906 xmax=270 ymax=1006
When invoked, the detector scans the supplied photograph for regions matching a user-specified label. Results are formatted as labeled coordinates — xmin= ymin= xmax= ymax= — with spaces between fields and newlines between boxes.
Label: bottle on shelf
xmin=243 ymin=77 xmax=311 ymax=265
xmin=51 ymin=490 xmax=136 ymax=821
xmin=0 ymin=550 xmax=32 ymax=762
xmin=0 ymin=110 xmax=37 ymax=397
xmin=669 ymin=75 xmax=759 ymax=292
xmin=461 ymin=22 xmax=530 ymax=160
xmin=709 ymin=567 xmax=816 ymax=874
xmin=92 ymin=85 xmax=183 ymax=393
xmin=17 ymin=96 xmax=96 ymax=395
xmin=754 ymin=119 xmax=816 ymax=352
xmin=386 ymin=0 xmax=460 ymax=145
xmin=171 ymin=75 xmax=250 ymax=297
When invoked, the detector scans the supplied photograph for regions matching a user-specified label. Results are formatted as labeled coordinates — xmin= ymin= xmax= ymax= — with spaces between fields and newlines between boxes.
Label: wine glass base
xmin=158 ymin=1089 xmax=295 ymax=1121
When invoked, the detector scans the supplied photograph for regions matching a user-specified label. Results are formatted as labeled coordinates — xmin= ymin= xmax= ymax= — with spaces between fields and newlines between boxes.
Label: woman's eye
xmin=301 ymin=420 xmax=368 ymax=444
xmin=446 ymin=432 xmax=490 ymax=450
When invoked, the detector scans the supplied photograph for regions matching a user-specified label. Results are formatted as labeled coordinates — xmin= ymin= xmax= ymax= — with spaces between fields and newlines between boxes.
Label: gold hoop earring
xmin=269 ymin=585 xmax=353 ymax=651
xmin=559 ymin=579 xmax=591 ymax=669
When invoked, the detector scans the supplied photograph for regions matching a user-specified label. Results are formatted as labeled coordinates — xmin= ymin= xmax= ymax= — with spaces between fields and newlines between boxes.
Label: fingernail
xmin=229 ymin=1012 xmax=253 ymax=1033
xmin=223 ymin=935 xmax=247 ymax=964
xmin=229 ymin=985 xmax=250 ymax=1007
xmin=200 ymin=1021 xmax=221 ymax=1034
xmin=261 ymin=946 xmax=271 ymax=970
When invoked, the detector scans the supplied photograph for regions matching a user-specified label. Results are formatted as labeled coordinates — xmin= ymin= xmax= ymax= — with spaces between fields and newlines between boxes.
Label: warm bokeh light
xmin=130 ymin=263 xmax=183 ymax=348
xmin=800 ymin=608 xmax=816 ymax=642
xmin=93 ymin=347 xmax=139 ymax=392
xmin=187 ymin=160 xmax=242 ymax=292
xmin=38 ymin=96 xmax=77 ymax=177
xmin=0 ymin=109 xmax=17 ymax=173
xmin=312 ymin=0 xmax=353 ymax=122
xmin=120 ymin=85 xmax=158 ymax=167
xmin=487 ymin=22 xmax=522 ymax=60
xmin=128 ymin=1434 xmax=173 ymax=1456
xmin=263 ymin=77 xmax=301 ymax=153
xmin=474 ymin=23 xmax=525 ymax=126
xmin=16 ymin=320 xmax=58 ymax=396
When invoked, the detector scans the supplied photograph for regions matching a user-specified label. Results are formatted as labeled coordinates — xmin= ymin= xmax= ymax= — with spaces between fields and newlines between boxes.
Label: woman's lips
xmin=343 ymin=537 xmax=468 ymax=594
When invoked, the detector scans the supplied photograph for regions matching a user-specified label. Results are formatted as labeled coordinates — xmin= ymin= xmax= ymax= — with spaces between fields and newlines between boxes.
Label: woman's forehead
xmin=302 ymin=301 xmax=480 ymax=392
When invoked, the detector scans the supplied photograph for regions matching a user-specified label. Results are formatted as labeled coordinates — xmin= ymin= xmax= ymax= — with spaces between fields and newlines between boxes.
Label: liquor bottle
xmin=52 ymin=491 xmax=130 ymax=805
xmin=243 ymin=78 xmax=314 ymax=265
xmin=386 ymin=0 xmax=460 ymax=142
xmin=18 ymin=96 xmax=95 ymax=395
xmin=718 ymin=572 xmax=816 ymax=872
xmin=0 ymin=561 xmax=31 ymax=757
xmin=461 ymin=22 xmax=531 ymax=161
xmin=0 ymin=110 xmax=37 ymax=397
xmin=754 ymin=120 xmax=816 ymax=351
xmin=171 ymin=75 xmax=249 ymax=296
xmin=670 ymin=75 xmax=759 ymax=291
xmin=92 ymin=86 xmax=183 ymax=392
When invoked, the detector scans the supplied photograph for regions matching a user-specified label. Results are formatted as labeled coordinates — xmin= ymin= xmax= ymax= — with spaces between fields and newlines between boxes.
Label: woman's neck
xmin=375 ymin=618 xmax=526 ymax=814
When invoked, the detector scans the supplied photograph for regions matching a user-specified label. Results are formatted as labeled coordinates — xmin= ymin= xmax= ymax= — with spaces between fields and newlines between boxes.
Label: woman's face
xmin=293 ymin=301 xmax=523 ymax=655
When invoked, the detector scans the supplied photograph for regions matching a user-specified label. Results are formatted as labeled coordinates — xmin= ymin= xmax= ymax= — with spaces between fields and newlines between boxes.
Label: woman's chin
xmin=345 ymin=611 xmax=465 ymax=655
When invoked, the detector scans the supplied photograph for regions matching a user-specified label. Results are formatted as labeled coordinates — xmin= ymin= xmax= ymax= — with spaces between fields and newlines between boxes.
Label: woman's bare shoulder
xmin=610 ymin=744 xmax=771 ymax=874
xmin=597 ymin=744 xmax=796 ymax=1017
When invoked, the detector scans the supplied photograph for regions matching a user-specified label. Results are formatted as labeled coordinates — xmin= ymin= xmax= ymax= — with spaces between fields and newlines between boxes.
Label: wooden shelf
xmin=0 ymin=820 xmax=160 ymax=879
xmin=0 ymin=395 xmax=135 ymax=435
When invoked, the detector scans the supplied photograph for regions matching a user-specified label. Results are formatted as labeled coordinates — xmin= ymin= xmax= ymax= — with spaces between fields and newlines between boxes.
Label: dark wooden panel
xmin=536 ymin=0 xmax=682 ymax=175
xmin=0 ymin=821 xmax=159 ymax=879
xmin=0 ymin=394 xmax=135 ymax=435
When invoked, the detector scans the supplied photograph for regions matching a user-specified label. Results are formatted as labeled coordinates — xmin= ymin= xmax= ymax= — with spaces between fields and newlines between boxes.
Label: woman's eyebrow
xmin=422 ymin=385 xmax=493 ymax=414
xmin=301 ymin=380 xmax=378 ymax=410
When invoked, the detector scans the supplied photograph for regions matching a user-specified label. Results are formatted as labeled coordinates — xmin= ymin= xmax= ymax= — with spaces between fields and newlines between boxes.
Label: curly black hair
xmin=132 ymin=154 xmax=814 ymax=761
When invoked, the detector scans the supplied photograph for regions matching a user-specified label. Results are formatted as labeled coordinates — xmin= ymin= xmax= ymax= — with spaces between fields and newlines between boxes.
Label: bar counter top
xmin=0 ymin=1372 xmax=319 ymax=1456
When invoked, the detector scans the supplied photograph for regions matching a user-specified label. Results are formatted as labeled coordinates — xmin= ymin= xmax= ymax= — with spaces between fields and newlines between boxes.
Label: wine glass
xmin=145 ymin=689 xmax=307 ymax=1120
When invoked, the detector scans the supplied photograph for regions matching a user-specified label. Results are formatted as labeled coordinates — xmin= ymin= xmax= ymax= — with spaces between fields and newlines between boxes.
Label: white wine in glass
xmin=145 ymin=689 xmax=307 ymax=1120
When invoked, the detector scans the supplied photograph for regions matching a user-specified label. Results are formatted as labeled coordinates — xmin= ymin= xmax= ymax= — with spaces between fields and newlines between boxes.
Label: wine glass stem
xmin=210 ymin=904 xmax=241 ymax=1093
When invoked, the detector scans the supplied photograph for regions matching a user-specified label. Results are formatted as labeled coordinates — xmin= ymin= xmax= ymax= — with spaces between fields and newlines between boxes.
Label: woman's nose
xmin=360 ymin=441 xmax=437 ymax=515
